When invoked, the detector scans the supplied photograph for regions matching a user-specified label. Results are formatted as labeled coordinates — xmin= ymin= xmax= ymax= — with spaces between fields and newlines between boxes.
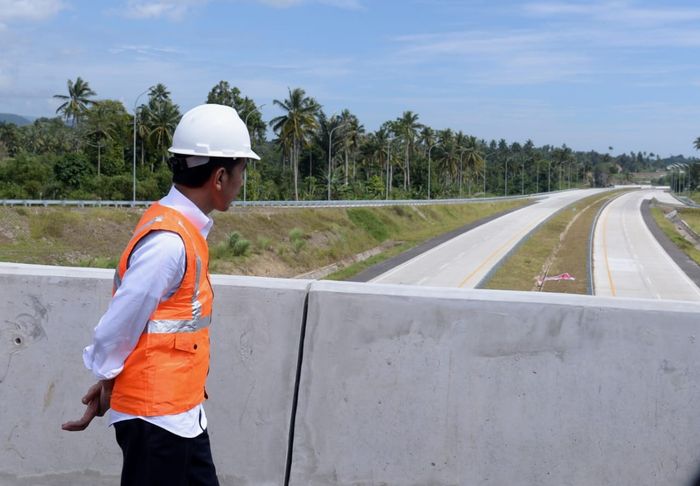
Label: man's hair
xmin=168 ymin=155 xmax=245 ymax=188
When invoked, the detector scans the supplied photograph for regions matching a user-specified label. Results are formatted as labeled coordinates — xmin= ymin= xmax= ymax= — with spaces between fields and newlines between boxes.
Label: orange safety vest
xmin=110 ymin=202 xmax=214 ymax=416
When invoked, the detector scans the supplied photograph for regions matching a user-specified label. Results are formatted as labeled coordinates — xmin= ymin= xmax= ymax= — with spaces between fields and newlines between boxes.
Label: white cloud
xmin=119 ymin=0 xmax=361 ymax=19
xmin=524 ymin=1 xmax=700 ymax=26
xmin=258 ymin=0 xmax=362 ymax=8
xmin=109 ymin=44 xmax=184 ymax=57
xmin=122 ymin=0 xmax=208 ymax=20
xmin=0 ymin=0 xmax=65 ymax=22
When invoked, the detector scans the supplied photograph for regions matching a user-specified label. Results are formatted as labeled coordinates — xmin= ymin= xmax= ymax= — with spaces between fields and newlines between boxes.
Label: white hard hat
xmin=169 ymin=104 xmax=260 ymax=160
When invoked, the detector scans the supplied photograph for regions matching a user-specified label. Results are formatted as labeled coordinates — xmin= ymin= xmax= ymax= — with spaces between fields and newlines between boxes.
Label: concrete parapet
xmin=292 ymin=281 xmax=700 ymax=486
xmin=2 ymin=264 xmax=700 ymax=485
xmin=0 ymin=263 xmax=309 ymax=486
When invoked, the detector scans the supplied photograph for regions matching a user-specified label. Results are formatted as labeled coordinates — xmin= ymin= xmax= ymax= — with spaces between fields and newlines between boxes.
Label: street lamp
xmin=385 ymin=136 xmax=393 ymax=200
xmin=242 ymin=103 xmax=265 ymax=203
xmin=459 ymin=147 xmax=466 ymax=197
xmin=132 ymin=87 xmax=150 ymax=206
xmin=327 ymin=117 xmax=345 ymax=201
xmin=428 ymin=143 xmax=440 ymax=200
xmin=483 ymin=156 xmax=487 ymax=197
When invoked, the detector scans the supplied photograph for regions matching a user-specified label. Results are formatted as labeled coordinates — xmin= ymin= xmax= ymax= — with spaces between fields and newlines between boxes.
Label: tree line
xmin=0 ymin=77 xmax=692 ymax=201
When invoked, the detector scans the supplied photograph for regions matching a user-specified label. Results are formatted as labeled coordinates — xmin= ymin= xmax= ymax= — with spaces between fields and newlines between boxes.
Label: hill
xmin=0 ymin=113 xmax=32 ymax=126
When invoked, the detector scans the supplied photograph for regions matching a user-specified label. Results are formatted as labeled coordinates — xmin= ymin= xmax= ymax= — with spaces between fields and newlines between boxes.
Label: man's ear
xmin=212 ymin=167 xmax=227 ymax=190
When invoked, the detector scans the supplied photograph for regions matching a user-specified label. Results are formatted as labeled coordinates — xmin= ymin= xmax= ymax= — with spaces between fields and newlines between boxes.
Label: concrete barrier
xmin=3 ymin=264 xmax=700 ymax=485
xmin=291 ymin=281 xmax=700 ymax=486
xmin=0 ymin=263 xmax=309 ymax=486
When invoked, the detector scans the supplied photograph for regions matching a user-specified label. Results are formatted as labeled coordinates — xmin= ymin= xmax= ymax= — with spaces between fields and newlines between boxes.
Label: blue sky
xmin=2 ymin=0 xmax=700 ymax=156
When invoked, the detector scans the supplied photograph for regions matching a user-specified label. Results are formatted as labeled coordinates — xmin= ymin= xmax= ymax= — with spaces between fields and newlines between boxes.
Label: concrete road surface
xmin=372 ymin=188 xmax=609 ymax=288
xmin=593 ymin=189 xmax=700 ymax=301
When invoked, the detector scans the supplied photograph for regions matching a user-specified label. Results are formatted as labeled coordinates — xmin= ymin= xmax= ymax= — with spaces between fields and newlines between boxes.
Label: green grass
xmin=484 ymin=191 xmax=626 ymax=293
xmin=677 ymin=207 xmax=700 ymax=236
xmin=346 ymin=208 xmax=390 ymax=241
xmin=650 ymin=206 xmax=700 ymax=266
xmin=0 ymin=199 xmax=530 ymax=278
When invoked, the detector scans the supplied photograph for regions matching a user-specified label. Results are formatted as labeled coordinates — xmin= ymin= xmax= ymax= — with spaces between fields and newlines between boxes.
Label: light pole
xmin=242 ymin=103 xmax=265 ymax=203
xmin=327 ymin=118 xmax=345 ymax=201
xmin=132 ymin=87 xmax=150 ymax=206
xmin=483 ymin=156 xmax=487 ymax=197
xmin=385 ymin=137 xmax=393 ymax=200
xmin=459 ymin=148 xmax=466 ymax=197
xmin=428 ymin=143 xmax=440 ymax=200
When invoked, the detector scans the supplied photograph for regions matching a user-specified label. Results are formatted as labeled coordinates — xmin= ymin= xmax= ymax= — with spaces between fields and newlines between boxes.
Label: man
xmin=62 ymin=103 xmax=259 ymax=486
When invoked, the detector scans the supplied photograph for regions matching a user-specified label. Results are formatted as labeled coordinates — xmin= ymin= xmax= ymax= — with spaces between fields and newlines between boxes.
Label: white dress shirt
xmin=83 ymin=186 xmax=213 ymax=438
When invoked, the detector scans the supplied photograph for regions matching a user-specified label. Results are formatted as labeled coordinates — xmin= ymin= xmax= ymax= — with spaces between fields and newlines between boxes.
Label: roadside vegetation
xmin=483 ymin=191 xmax=626 ymax=294
xmin=1 ymin=77 xmax=691 ymax=205
xmin=649 ymin=205 xmax=700 ymax=266
xmin=0 ymin=200 xmax=527 ymax=278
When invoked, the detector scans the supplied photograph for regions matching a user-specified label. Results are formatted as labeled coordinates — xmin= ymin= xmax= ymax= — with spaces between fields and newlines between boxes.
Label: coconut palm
xmin=395 ymin=111 xmax=422 ymax=191
xmin=146 ymin=99 xmax=181 ymax=168
xmin=269 ymin=88 xmax=320 ymax=201
xmin=461 ymin=135 xmax=484 ymax=197
xmin=53 ymin=77 xmax=97 ymax=126
xmin=85 ymin=103 xmax=117 ymax=176
xmin=148 ymin=84 xmax=171 ymax=105
xmin=337 ymin=109 xmax=364 ymax=185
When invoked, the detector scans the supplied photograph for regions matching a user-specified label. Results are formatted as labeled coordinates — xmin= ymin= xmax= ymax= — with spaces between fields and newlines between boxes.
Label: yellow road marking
xmin=458 ymin=221 xmax=539 ymax=288
xmin=602 ymin=205 xmax=617 ymax=296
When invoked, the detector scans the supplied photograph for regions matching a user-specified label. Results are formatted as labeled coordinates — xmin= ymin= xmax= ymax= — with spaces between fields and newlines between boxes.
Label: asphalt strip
xmin=347 ymin=202 xmax=533 ymax=283
xmin=641 ymin=199 xmax=700 ymax=288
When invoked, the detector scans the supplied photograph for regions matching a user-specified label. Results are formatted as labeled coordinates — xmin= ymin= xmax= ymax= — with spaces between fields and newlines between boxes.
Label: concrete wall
xmin=2 ymin=263 xmax=700 ymax=485
xmin=0 ymin=263 xmax=309 ymax=486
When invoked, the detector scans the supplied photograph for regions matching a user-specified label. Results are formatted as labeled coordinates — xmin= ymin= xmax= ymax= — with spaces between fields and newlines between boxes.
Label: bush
xmin=232 ymin=238 xmax=250 ymax=256
xmin=289 ymin=227 xmax=306 ymax=253
xmin=227 ymin=231 xmax=242 ymax=248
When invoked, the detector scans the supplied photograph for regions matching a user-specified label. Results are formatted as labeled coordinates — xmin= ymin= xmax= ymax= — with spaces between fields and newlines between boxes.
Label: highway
xmin=371 ymin=188 xmax=609 ymax=288
xmin=593 ymin=189 xmax=700 ymax=301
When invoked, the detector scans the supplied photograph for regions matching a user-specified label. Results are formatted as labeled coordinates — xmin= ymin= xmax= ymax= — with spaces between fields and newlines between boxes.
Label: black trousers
xmin=114 ymin=419 xmax=219 ymax=486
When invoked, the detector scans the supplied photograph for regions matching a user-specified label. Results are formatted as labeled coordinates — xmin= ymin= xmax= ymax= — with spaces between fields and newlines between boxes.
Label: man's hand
xmin=61 ymin=379 xmax=114 ymax=432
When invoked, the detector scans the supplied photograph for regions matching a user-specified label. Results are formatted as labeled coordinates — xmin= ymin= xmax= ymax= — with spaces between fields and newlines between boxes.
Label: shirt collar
xmin=159 ymin=186 xmax=214 ymax=238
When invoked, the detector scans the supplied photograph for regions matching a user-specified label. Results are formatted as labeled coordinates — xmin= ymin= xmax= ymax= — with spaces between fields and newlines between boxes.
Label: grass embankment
xmin=484 ymin=191 xmax=625 ymax=294
xmin=0 ymin=200 xmax=528 ymax=278
xmin=649 ymin=205 xmax=700 ymax=266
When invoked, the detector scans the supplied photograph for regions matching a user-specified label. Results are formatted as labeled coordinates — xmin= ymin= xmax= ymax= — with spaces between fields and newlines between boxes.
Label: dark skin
xmin=62 ymin=160 xmax=246 ymax=432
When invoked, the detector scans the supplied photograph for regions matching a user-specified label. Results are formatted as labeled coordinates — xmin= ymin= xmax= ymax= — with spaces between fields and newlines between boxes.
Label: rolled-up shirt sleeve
xmin=83 ymin=231 xmax=186 ymax=380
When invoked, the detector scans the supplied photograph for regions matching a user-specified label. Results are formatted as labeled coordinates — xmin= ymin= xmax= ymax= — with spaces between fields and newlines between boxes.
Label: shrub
xmin=289 ymin=227 xmax=304 ymax=241
xmin=232 ymin=238 xmax=250 ymax=256
xmin=227 ymin=231 xmax=242 ymax=248
xmin=289 ymin=227 xmax=306 ymax=253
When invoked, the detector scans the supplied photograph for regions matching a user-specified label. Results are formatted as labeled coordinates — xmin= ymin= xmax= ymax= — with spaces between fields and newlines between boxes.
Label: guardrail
xmin=0 ymin=194 xmax=540 ymax=208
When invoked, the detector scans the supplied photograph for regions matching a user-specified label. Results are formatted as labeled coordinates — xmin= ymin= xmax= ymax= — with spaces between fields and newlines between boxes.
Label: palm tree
xmin=337 ymin=110 xmax=363 ymax=185
xmin=269 ymin=88 xmax=320 ymax=201
xmin=461 ymin=135 xmax=484 ymax=197
xmin=148 ymin=84 xmax=171 ymax=105
xmin=146 ymin=99 xmax=181 ymax=168
xmin=395 ymin=111 xmax=422 ymax=191
xmin=54 ymin=77 xmax=97 ymax=126
xmin=85 ymin=103 xmax=117 ymax=176
xmin=694 ymin=137 xmax=700 ymax=152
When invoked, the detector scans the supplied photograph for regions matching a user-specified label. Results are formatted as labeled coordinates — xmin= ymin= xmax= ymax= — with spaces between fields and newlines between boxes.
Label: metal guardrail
xmin=0 ymin=194 xmax=540 ymax=209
